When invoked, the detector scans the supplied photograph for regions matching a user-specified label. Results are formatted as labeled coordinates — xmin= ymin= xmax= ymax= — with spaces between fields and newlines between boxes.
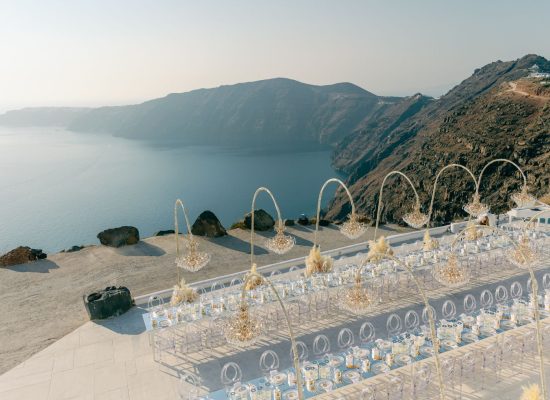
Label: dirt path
xmin=506 ymin=81 xmax=550 ymax=101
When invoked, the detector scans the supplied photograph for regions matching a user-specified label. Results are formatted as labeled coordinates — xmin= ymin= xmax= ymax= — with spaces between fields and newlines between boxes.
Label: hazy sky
xmin=1 ymin=0 xmax=549 ymax=111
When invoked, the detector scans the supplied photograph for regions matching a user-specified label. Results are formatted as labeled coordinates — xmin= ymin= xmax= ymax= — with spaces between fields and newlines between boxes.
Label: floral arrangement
xmin=170 ymin=277 xmax=199 ymax=306
xmin=305 ymin=246 xmax=334 ymax=277
xmin=244 ymin=263 xmax=264 ymax=290
xmin=423 ymin=230 xmax=439 ymax=251
xmin=366 ymin=236 xmax=394 ymax=262
xmin=520 ymin=384 xmax=542 ymax=400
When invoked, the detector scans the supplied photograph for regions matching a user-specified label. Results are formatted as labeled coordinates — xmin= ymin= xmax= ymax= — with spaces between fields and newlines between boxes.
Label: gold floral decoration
xmin=170 ymin=277 xmax=199 ymax=306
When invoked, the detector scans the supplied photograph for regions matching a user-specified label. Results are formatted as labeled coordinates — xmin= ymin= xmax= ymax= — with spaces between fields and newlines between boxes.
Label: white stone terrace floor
xmin=2 ymin=303 xmax=550 ymax=400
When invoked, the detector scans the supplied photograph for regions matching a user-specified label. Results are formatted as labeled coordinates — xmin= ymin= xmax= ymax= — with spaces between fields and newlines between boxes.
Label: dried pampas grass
xmin=520 ymin=384 xmax=542 ymax=400
xmin=305 ymin=246 xmax=333 ymax=277
xmin=170 ymin=278 xmax=199 ymax=306
xmin=423 ymin=230 xmax=439 ymax=251
xmin=464 ymin=220 xmax=483 ymax=241
xmin=244 ymin=263 xmax=264 ymax=290
xmin=366 ymin=236 xmax=393 ymax=262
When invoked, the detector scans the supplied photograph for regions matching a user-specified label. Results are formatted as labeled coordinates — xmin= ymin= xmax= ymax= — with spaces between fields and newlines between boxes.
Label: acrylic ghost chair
xmin=290 ymin=340 xmax=309 ymax=369
xmin=313 ymin=334 xmax=331 ymax=361
xmin=386 ymin=313 xmax=403 ymax=339
xmin=220 ymin=361 xmax=243 ymax=396
xmin=404 ymin=310 xmax=420 ymax=334
xmin=178 ymin=371 xmax=201 ymax=400
xmin=337 ymin=327 xmax=355 ymax=352
xmin=480 ymin=289 xmax=494 ymax=311
xmin=359 ymin=322 xmax=376 ymax=346
xmin=411 ymin=362 xmax=433 ymax=399
xmin=458 ymin=350 xmax=478 ymax=400
xmin=481 ymin=341 xmax=500 ymax=389
xmin=259 ymin=349 xmax=280 ymax=381
xmin=441 ymin=299 xmax=457 ymax=320
xmin=463 ymin=294 xmax=477 ymax=316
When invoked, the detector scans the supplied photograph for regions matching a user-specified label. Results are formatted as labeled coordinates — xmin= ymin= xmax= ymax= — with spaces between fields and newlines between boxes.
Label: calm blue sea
xmin=0 ymin=127 xmax=342 ymax=253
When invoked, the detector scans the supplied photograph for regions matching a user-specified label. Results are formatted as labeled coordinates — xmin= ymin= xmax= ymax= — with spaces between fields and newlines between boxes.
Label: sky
xmin=1 ymin=0 xmax=549 ymax=111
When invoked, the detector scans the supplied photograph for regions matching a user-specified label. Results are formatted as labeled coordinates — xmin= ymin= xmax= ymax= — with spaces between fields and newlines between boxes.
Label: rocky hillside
xmin=0 ymin=107 xmax=91 ymax=127
xmin=68 ymin=78 xmax=400 ymax=147
xmin=328 ymin=54 xmax=550 ymax=225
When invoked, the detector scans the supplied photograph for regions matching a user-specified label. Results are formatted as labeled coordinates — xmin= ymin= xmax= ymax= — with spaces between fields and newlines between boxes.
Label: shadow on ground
xmin=114 ymin=241 xmax=166 ymax=257
xmin=209 ymin=234 xmax=268 ymax=255
xmin=93 ymin=306 xmax=148 ymax=335
xmin=6 ymin=259 xmax=60 ymax=273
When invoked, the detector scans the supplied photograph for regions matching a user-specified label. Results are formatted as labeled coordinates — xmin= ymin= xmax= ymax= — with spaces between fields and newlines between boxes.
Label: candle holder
xmin=174 ymin=199 xmax=211 ymax=273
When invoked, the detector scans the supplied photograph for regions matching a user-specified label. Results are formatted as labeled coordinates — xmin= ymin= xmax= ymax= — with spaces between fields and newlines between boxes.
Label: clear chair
xmin=459 ymin=350 xmax=477 ymax=399
xmin=386 ymin=313 xmax=402 ymax=339
xmin=313 ymin=334 xmax=331 ymax=361
xmin=148 ymin=295 xmax=164 ymax=311
xmin=494 ymin=285 xmax=508 ymax=305
xmin=412 ymin=363 xmax=432 ymax=398
xmin=337 ymin=327 xmax=355 ymax=352
xmin=178 ymin=371 xmax=201 ymax=400
xmin=259 ymin=349 xmax=280 ymax=380
xmin=480 ymin=289 xmax=494 ymax=310
xmin=481 ymin=342 xmax=499 ymax=389
xmin=221 ymin=362 xmax=243 ymax=394
xmin=510 ymin=281 xmax=523 ymax=301
xmin=359 ymin=322 xmax=376 ymax=345
xmin=230 ymin=277 xmax=243 ymax=287
xmin=404 ymin=310 xmax=420 ymax=333
xmin=290 ymin=341 xmax=309 ymax=366
xmin=211 ymin=281 xmax=225 ymax=293
xmin=422 ymin=306 xmax=437 ymax=327
xmin=385 ymin=373 xmax=405 ymax=400
xmin=441 ymin=300 xmax=457 ymax=320
xmin=441 ymin=357 xmax=457 ymax=398
xmin=463 ymin=294 xmax=477 ymax=316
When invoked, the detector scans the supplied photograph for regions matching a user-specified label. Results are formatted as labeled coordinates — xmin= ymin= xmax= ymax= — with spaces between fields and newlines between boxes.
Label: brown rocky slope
xmin=328 ymin=54 xmax=550 ymax=225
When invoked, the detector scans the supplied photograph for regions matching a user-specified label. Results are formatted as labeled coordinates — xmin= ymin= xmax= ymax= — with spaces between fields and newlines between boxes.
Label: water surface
xmin=0 ymin=127 xmax=342 ymax=253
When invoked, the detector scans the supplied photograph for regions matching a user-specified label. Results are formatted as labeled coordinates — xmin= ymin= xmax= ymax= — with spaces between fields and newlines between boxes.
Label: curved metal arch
xmin=427 ymin=163 xmax=478 ymax=228
xmin=250 ymin=187 xmax=284 ymax=267
xmin=313 ymin=178 xmax=357 ymax=247
xmin=374 ymin=170 xmax=422 ymax=238
xmin=477 ymin=158 xmax=528 ymax=195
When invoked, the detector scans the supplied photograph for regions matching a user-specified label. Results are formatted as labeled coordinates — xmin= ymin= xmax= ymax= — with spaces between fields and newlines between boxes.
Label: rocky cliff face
xmin=67 ymin=78 xmax=401 ymax=147
xmin=328 ymin=54 xmax=550 ymax=225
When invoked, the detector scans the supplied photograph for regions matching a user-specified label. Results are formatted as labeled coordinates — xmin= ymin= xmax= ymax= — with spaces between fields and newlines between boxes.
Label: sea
xmin=0 ymin=127 xmax=342 ymax=253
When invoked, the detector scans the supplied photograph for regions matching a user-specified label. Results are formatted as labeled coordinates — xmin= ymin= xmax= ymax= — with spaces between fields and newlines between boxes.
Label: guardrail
xmin=134 ymin=224 xmax=453 ymax=306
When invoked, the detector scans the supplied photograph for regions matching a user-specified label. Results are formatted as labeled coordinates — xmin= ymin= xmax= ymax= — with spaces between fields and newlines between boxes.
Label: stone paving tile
xmin=0 ymin=381 xmax=51 ymax=400
xmin=93 ymin=362 xmax=127 ymax=396
xmin=48 ymin=365 xmax=94 ymax=400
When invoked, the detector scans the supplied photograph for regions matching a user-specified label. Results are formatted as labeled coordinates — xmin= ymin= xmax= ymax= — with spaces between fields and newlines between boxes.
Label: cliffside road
xmin=505 ymin=80 xmax=550 ymax=101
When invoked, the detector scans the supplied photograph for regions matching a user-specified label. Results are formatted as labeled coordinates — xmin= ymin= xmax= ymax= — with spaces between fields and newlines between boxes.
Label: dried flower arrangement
xmin=170 ymin=278 xmax=199 ymax=306
xmin=305 ymin=246 xmax=334 ymax=277
xmin=244 ymin=263 xmax=264 ymax=290
xmin=520 ymin=384 xmax=542 ymax=400
xmin=423 ymin=230 xmax=439 ymax=251
xmin=366 ymin=236 xmax=394 ymax=262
